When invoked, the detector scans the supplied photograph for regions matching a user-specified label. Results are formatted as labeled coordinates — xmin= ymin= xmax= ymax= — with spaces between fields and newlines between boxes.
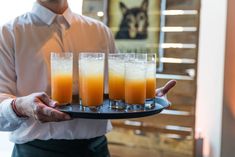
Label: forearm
xmin=0 ymin=93 xmax=26 ymax=131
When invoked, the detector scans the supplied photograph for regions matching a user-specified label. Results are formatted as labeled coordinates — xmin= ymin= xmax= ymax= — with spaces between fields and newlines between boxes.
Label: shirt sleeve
xmin=0 ymin=24 xmax=25 ymax=131
xmin=105 ymin=25 xmax=117 ymax=53
xmin=0 ymin=98 xmax=26 ymax=131
xmin=0 ymin=24 xmax=17 ymax=94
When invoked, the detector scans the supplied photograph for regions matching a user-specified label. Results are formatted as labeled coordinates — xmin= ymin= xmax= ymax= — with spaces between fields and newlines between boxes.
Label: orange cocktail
xmin=78 ymin=58 xmax=83 ymax=103
xmin=108 ymin=54 xmax=126 ymax=101
xmin=51 ymin=74 xmax=73 ymax=104
xmin=51 ymin=52 xmax=73 ymax=105
xmin=81 ymin=74 xmax=104 ymax=106
xmin=79 ymin=53 xmax=105 ymax=107
xmin=146 ymin=54 xmax=157 ymax=99
xmin=146 ymin=78 xmax=156 ymax=99
xmin=125 ymin=79 xmax=146 ymax=104
xmin=109 ymin=74 xmax=125 ymax=100
xmin=125 ymin=54 xmax=147 ymax=105
xmin=78 ymin=73 xmax=83 ymax=101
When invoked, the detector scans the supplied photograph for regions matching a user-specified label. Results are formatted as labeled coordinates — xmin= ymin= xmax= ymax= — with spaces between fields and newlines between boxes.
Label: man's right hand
xmin=14 ymin=92 xmax=71 ymax=123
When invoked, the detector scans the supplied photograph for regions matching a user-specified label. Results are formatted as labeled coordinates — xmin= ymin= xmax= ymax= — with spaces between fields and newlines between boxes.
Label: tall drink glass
xmin=79 ymin=53 xmax=105 ymax=108
xmin=125 ymin=53 xmax=147 ymax=109
xmin=51 ymin=52 xmax=73 ymax=105
xmin=146 ymin=53 xmax=157 ymax=100
xmin=108 ymin=53 xmax=126 ymax=109
xmin=78 ymin=58 xmax=83 ymax=105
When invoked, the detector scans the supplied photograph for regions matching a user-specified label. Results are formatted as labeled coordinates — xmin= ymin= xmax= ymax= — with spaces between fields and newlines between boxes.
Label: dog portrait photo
xmin=115 ymin=0 xmax=149 ymax=40
xmin=107 ymin=0 xmax=161 ymax=50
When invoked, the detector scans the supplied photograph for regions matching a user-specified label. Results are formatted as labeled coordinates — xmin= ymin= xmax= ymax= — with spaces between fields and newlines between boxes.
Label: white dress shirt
xmin=0 ymin=2 xmax=115 ymax=144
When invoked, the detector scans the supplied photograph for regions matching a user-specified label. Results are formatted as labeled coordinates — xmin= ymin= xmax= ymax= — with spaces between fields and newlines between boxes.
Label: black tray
xmin=56 ymin=97 xmax=170 ymax=119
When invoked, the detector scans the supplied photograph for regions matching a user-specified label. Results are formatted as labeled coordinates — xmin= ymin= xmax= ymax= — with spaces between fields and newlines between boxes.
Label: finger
xmin=36 ymin=110 xmax=71 ymax=123
xmin=155 ymin=80 xmax=176 ymax=97
xmin=33 ymin=102 xmax=71 ymax=122
xmin=161 ymin=80 xmax=176 ymax=95
xmin=35 ymin=113 xmax=56 ymax=123
xmin=36 ymin=92 xmax=56 ymax=107
xmin=35 ymin=92 xmax=50 ymax=105
xmin=41 ymin=106 xmax=71 ymax=121
xmin=47 ymin=100 xmax=58 ymax=108
xmin=156 ymin=87 xmax=164 ymax=97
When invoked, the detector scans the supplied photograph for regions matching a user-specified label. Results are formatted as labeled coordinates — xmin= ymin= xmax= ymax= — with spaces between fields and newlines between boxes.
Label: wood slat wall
xmin=166 ymin=0 xmax=200 ymax=10
xmin=107 ymin=0 xmax=200 ymax=156
xmin=82 ymin=0 xmax=200 ymax=156
xmin=166 ymin=15 xmax=199 ymax=26
xmin=107 ymin=128 xmax=194 ymax=157
xmin=164 ymin=49 xmax=197 ymax=59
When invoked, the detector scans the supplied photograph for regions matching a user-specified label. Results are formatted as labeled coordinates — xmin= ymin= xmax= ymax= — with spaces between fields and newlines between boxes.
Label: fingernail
xmin=50 ymin=101 xmax=57 ymax=107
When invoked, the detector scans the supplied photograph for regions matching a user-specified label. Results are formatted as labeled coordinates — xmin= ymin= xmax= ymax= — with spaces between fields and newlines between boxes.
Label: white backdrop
xmin=0 ymin=0 xmax=82 ymax=156
xmin=197 ymin=0 xmax=227 ymax=156
xmin=0 ymin=0 xmax=83 ymax=25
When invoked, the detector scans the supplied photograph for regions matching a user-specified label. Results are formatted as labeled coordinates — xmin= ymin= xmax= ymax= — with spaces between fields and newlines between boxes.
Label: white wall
xmin=0 ymin=0 xmax=82 ymax=25
xmin=0 ymin=0 xmax=33 ymax=25
xmin=0 ymin=132 xmax=14 ymax=157
xmin=196 ymin=0 xmax=227 ymax=157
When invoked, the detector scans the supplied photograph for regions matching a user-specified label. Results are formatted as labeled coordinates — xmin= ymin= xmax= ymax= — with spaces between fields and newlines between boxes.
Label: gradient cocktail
xmin=79 ymin=53 xmax=105 ymax=108
xmin=146 ymin=53 xmax=157 ymax=99
xmin=51 ymin=52 xmax=73 ymax=105
xmin=108 ymin=53 xmax=126 ymax=109
xmin=125 ymin=53 xmax=147 ymax=108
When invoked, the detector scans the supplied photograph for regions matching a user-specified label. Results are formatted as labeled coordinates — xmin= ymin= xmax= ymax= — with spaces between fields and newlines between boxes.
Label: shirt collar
xmin=63 ymin=8 xmax=73 ymax=26
xmin=31 ymin=2 xmax=73 ymax=27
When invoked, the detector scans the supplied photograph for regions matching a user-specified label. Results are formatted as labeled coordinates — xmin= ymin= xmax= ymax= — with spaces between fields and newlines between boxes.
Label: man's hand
xmin=14 ymin=92 xmax=71 ymax=123
xmin=155 ymin=80 xmax=176 ymax=97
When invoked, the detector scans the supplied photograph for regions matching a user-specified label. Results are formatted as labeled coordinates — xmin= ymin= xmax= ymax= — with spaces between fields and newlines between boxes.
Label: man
xmin=0 ymin=0 xmax=176 ymax=157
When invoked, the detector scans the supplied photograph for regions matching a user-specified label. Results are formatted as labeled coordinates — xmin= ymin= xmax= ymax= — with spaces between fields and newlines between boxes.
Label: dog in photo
xmin=115 ymin=0 xmax=149 ymax=40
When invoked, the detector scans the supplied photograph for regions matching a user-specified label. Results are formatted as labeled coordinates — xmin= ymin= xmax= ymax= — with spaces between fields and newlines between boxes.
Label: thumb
xmin=161 ymin=80 xmax=176 ymax=95
xmin=156 ymin=80 xmax=176 ymax=97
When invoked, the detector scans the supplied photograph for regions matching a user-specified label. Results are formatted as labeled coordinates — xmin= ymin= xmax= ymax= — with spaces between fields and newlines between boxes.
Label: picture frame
xmin=106 ymin=0 xmax=161 ymax=52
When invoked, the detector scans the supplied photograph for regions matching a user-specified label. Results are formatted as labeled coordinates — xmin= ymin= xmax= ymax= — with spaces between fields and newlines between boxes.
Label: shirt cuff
xmin=1 ymin=98 xmax=27 ymax=124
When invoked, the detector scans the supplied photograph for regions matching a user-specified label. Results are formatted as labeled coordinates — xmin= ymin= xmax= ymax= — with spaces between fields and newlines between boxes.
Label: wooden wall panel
xmin=161 ymin=63 xmax=196 ymax=75
xmin=165 ymin=32 xmax=198 ymax=43
xmin=111 ymin=121 xmax=192 ymax=136
xmin=166 ymin=0 xmax=200 ymax=10
xmin=121 ymin=113 xmax=195 ymax=127
xmin=108 ymin=129 xmax=194 ymax=157
xmin=109 ymin=144 xmax=192 ymax=157
xmin=164 ymin=49 xmax=197 ymax=59
xmin=157 ymin=78 xmax=196 ymax=105
xmin=165 ymin=15 xmax=199 ymax=27
xmin=157 ymin=79 xmax=196 ymax=98
xmin=169 ymin=104 xmax=195 ymax=113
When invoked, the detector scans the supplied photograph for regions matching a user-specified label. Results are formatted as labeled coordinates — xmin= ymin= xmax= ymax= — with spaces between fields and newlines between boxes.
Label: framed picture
xmin=106 ymin=0 xmax=161 ymax=52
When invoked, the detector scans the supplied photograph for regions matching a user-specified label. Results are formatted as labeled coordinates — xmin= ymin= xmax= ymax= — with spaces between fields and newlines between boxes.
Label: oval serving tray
xmin=56 ymin=97 xmax=170 ymax=119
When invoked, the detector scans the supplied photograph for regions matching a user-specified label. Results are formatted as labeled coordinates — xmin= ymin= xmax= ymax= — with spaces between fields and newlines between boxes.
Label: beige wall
xmin=221 ymin=0 xmax=235 ymax=156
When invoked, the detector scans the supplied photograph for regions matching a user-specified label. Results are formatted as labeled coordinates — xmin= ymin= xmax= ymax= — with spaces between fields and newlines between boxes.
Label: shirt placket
xmin=55 ymin=16 xmax=66 ymax=51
